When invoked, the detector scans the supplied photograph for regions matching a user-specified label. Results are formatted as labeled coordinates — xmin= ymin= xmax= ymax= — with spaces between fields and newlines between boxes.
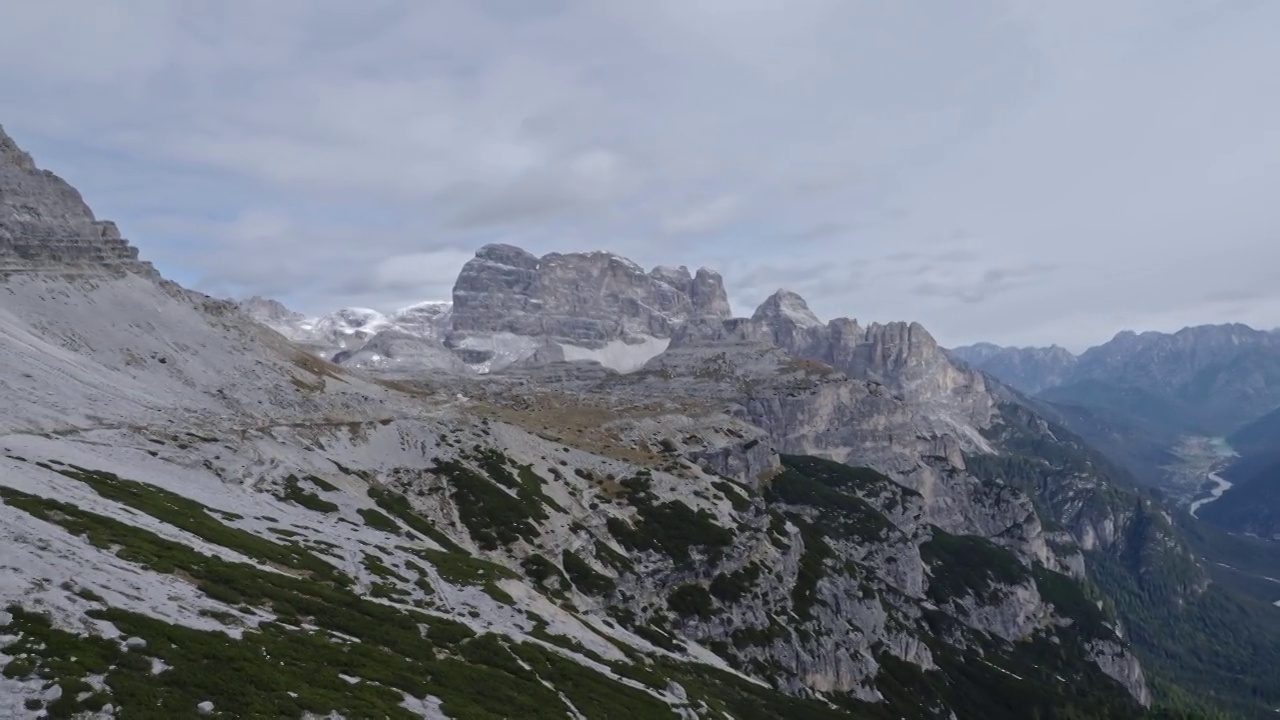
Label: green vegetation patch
xmin=510 ymin=642 xmax=678 ymax=719
xmin=710 ymin=562 xmax=762 ymax=604
xmin=791 ymin=520 xmax=835 ymax=620
xmin=304 ymin=474 xmax=340 ymax=493
xmin=277 ymin=474 xmax=340 ymax=513
xmin=711 ymin=480 xmax=752 ymax=513
xmin=473 ymin=448 xmax=567 ymax=513
xmin=369 ymin=485 xmax=462 ymax=551
xmin=357 ymin=507 xmax=402 ymax=534
xmin=667 ymin=583 xmax=715 ymax=619
xmin=362 ymin=551 xmax=408 ymax=582
xmin=593 ymin=539 xmax=635 ymax=574
xmin=562 ymin=549 xmax=616 ymax=596
xmin=920 ymin=529 xmax=1028 ymax=604
xmin=2 ymin=475 xmax=341 ymax=582
xmin=607 ymin=476 xmax=733 ymax=568
xmin=433 ymin=457 xmax=547 ymax=550
xmin=407 ymin=547 xmax=518 ymax=587
xmin=1032 ymin=565 xmax=1110 ymax=638
xmin=1 ymin=607 xmax=114 ymax=717
xmin=0 ymin=484 xmax=653 ymax=718
xmin=730 ymin=619 xmax=787 ymax=650
xmin=768 ymin=456 xmax=898 ymax=542
xmin=521 ymin=552 xmax=569 ymax=595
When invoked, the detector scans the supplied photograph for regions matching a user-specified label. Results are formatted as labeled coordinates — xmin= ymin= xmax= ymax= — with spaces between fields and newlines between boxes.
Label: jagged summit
xmin=264 ymin=254 xmax=991 ymax=431
xmin=752 ymin=289 xmax=824 ymax=328
xmin=239 ymin=296 xmax=305 ymax=324
xmin=442 ymin=243 xmax=734 ymax=372
xmin=0 ymin=124 xmax=158 ymax=279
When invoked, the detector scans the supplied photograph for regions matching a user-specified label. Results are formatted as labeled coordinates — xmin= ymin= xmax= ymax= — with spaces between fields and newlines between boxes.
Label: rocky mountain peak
xmin=861 ymin=320 xmax=940 ymax=360
xmin=690 ymin=267 xmax=732 ymax=318
xmin=649 ymin=264 xmax=692 ymax=287
xmin=450 ymin=244 xmax=731 ymax=359
xmin=0 ymin=125 xmax=158 ymax=279
xmin=472 ymin=242 xmax=540 ymax=268
xmin=238 ymin=295 xmax=305 ymax=324
xmin=752 ymin=289 xmax=824 ymax=329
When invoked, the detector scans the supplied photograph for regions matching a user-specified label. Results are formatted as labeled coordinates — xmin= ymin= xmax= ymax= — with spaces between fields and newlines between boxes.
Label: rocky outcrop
xmin=0 ymin=124 xmax=158 ymax=279
xmin=451 ymin=244 xmax=731 ymax=348
xmin=674 ymin=289 xmax=995 ymax=448
xmin=450 ymin=244 xmax=542 ymax=334
xmin=1089 ymin=640 xmax=1153 ymax=707
xmin=239 ymin=296 xmax=305 ymax=326
xmin=651 ymin=264 xmax=734 ymax=319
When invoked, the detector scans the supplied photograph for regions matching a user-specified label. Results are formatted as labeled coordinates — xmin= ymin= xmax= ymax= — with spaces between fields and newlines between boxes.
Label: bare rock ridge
xmin=286 ymin=243 xmax=987 ymax=392
xmin=0 ymin=124 xmax=158 ymax=278
xmin=948 ymin=342 xmax=1079 ymax=395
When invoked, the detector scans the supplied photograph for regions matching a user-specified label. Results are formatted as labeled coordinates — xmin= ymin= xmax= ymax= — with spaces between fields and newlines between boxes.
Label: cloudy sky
xmin=2 ymin=0 xmax=1278 ymax=350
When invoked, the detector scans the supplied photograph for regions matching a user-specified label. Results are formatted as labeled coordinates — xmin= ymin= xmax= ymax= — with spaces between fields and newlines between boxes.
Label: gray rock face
xmin=1089 ymin=639 xmax=1153 ymax=707
xmin=451 ymin=244 xmax=731 ymax=348
xmin=675 ymin=289 xmax=995 ymax=447
xmin=500 ymin=339 xmax=1145 ymax=702
xmin=652 ymin=265 xmax=733 ymax=319
xmin=0 ymin=125 xmax=158 ymax=279
xmin=239 ymin=296 xmax=305 ymax=326
xmin=450 ymin=244 xmax=541 ymax=334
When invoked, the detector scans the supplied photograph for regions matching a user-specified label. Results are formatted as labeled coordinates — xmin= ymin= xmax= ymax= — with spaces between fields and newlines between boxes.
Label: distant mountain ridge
xmin=949 ymin=343 xmax=1079 ymax=394
xmin=952 ymin=324 xmax=1280 ymax=438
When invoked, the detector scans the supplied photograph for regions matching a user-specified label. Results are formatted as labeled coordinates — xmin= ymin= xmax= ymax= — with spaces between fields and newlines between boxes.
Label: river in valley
xmin=1189 ymin=471 xmax=1233 ymax=518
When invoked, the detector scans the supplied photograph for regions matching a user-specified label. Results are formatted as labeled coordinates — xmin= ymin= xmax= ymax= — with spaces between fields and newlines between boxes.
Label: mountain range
xmin=951 ymin=327 xmax=1280 ymax=494
xmin=3 ymin=120 xmax=1279 ymax=719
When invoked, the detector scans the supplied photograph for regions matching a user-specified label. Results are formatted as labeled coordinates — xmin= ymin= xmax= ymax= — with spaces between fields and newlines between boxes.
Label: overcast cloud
xmin=2 ymin=0 xmax=1278 ymax=350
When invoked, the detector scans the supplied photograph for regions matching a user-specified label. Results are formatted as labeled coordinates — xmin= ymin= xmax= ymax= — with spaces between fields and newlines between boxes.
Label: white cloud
xmin=372 ymin=250 xmax=475 ymax=292
xmin=662 ymin=195 xmax=742 ymax=235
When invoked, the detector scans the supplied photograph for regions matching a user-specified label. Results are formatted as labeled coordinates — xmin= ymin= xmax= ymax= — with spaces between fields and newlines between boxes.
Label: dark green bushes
xmin=920 ymin=529 xmax=1028 ymax=604
xmin=562 ymin=550 xmax=615 ymax=596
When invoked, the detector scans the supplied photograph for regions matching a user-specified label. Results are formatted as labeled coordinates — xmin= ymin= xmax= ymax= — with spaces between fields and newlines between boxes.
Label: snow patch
xmin=559 ymin=336 xmax=670 ymax=373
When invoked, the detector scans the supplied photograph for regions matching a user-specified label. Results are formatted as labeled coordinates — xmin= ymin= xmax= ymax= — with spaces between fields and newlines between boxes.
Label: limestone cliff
xmin=0 ymin=124 xmax=158 ymax=279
